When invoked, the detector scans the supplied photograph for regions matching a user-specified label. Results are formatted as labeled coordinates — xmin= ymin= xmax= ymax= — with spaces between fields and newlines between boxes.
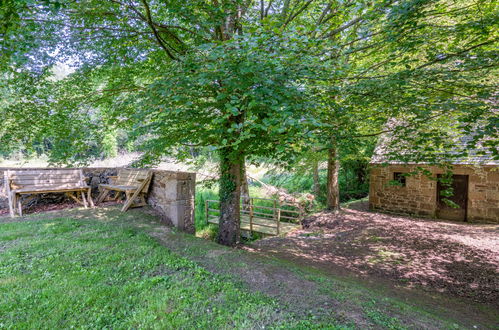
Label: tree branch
xmin=140 ymin=0 xmax=177 ymax=60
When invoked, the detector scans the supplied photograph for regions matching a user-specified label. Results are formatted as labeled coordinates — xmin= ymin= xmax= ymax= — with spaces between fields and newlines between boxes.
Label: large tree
xmin=1 ymin=0 xmax=497 ymax=244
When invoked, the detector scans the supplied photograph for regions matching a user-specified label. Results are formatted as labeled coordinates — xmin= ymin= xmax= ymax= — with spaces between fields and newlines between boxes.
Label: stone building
xmin=369 ymin=137 xmax=498 ymax=223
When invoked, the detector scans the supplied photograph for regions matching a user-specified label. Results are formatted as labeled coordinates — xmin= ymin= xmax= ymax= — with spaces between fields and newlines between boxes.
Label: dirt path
xmin=248 ymin=202 xmax=499 ymax=308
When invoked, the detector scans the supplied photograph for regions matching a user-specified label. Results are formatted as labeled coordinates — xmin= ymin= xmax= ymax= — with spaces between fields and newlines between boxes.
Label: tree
xmin=1 ymin=0 xmax=497 ymax=244
xmin=306 ymin=0 xmax=498 ymax=210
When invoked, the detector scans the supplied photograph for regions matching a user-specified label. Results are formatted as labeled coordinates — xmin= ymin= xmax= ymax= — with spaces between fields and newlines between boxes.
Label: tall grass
xmin=262 ymin=167 xmax=368 ymax=206
xmin=194 ymin=186 xmax=219 ymax=231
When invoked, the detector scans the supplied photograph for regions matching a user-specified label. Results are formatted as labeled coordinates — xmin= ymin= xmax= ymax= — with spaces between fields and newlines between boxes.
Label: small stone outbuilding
xmin=369 ymin=135 xmax=498 ymax=223
xmin=369 ymin=163 xmax=498 ymax=223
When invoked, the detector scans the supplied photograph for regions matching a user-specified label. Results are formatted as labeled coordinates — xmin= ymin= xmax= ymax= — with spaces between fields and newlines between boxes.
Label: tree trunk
xmin=217 ymin=147 xmax=243 ymax=246
xmin=241 ymin=164 xmax=251 ymax=211
xmin=326 ymin=145 xmax=340 ymax=211
xmin=312 ymin=159 xmax=320 ymax=198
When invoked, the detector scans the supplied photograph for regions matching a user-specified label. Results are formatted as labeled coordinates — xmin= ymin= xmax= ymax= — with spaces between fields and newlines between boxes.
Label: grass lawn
xmin=0 ymin=212 xmax=317 ymax=329
xmin=0 ymin=207 xmax=493 ymax=329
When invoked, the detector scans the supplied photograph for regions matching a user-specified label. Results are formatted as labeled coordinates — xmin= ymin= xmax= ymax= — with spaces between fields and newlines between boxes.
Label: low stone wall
xmin=369 ymin=164 xmax=498 ymax=223
xmin=0 ymin=167 xmax=196 ymax=233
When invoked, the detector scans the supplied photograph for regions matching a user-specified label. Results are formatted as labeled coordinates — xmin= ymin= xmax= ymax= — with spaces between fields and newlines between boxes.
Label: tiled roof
xmin=371 ymin=128 xmax=498 ymax=166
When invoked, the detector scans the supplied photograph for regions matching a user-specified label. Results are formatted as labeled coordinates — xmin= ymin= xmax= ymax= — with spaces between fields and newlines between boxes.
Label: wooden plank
xmin=15 ymin=187 xmax=90 ymax=194
xmin=87 ymin=188 xmax=94 ymax=207
xmin=249 ymin=204 xmax=278 ymax=211
xmin=99 ymin=184 xmax=138 ymax=192
xmin=8 ymin=169 xmax=81 ymax=176
xmin=115 ymin=172 xmax=148 ymax=179
xmin=10 ymin=178 xmax=82 ymax=186
xmin=121 ymin=172 xmax=152 ymax=212
xmin=7 ymin=191 xmax=14 ymax=217
xmin=117 ymin=169 xmax=149 ymax=178
xmin=13 ymin=183 xmax=88 ymax=191
xmin=9 ymin=174 xmax=83 ymax=180
xmin=210 ymin=217 xmax=298 ymax=236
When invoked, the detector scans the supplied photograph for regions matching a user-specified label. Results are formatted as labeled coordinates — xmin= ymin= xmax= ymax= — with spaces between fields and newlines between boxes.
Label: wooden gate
xmin=436 ymin=174 xmax=469 ymax=221
xmin=205 ymin=197 xmax=302 ymax=236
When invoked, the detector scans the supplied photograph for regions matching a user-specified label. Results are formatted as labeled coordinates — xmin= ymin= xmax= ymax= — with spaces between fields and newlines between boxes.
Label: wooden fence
xmin=205 ymin=197 xmax=302 ymax=236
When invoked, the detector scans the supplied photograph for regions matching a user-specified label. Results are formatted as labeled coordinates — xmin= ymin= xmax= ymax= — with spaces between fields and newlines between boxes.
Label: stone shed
xmin=369 ymin=128 xmax=499 ymax=224
xmin=1 ymin=167 xmax=196 ymax=232
xmin=369 ymin=163 xmax=498 ymax=223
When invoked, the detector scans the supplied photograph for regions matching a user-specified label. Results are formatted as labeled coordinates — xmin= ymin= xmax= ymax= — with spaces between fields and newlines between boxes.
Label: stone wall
xmin=0 ymin=167 xmax=196 ymax=232
xmin=369 ymin=164 xmax=498 ymax=223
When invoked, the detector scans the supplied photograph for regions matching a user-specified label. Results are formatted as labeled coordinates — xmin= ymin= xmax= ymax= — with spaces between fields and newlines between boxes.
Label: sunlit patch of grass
xmin=368 ymin=249 xmax=406 ymax=265
xmin=195 ymin=224 xmax=218 ymax=240
xmin=363 ymin=300 xmax=406 ymax=330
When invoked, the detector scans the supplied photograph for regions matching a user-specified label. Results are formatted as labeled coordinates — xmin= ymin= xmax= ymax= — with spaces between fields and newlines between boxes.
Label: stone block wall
xmin=0 ymin=167 xmax=196 ymax=232
xmin=147 ymin=170 xmax=196 ymax=233
xmin=369 ymin=164 xmax=498 ymax=223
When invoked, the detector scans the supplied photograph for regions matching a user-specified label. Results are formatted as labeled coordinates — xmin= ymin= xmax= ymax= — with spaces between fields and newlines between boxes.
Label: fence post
xmin=276 ymin=208 xmax=281 ymax=235
xmin=205 ymin=200 xmax=209 ymax=225
xmin=249 ymin=199 xmax=254 ymax=234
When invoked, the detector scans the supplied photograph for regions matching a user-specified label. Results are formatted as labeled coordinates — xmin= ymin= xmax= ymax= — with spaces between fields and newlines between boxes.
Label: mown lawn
xmin=1 ymin=207 xmax=492 ymax=329
xmin=0 ymin=214 xmax=328 ymax=329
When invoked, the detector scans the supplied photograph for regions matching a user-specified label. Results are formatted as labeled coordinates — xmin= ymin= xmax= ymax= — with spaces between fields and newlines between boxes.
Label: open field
xmin=1 ymin=206 xmax=497 ymax=329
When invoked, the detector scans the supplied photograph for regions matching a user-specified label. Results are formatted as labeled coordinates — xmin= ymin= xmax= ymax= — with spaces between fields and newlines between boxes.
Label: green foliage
xmin=194 ymin=186 xmax=219 ymax=232
xmin=264 ymin=161 xmax=369 ymax=206
xmin=0 ymin=0 xmax=497 ymax=233
xmin=101 ymin=130 xmax=118 ymax=159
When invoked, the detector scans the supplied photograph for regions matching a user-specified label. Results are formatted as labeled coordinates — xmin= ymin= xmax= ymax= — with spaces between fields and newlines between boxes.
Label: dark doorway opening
xmin=436 ymin=174 xmax=469 ymax=221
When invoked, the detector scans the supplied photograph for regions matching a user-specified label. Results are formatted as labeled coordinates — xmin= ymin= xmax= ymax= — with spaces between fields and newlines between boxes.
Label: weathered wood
xmin=206 ymin=198 xmax=301 ymax=237
xmin=87 ymin=188 xmax=94 ymax=207
xmin=208 ymin=215 xmax=299 ymax=236
xmin=98 ymin=169 xmax=152 ymax=212
xmin=7 ymin=192 xmax=14 ymax=217
xmin=17 ymin=198 xmax=23 ymax=217
xmin=6 ymin=169 xmax=92 ymax=217
xmin=121 ymin=176 xmax=150 ymax=211
xmin=276 ymin=209 xmax=281 ymax=235
xmin=81 ymin=190 xmax=88 ymax=208
xmin=249 ymin=201 xmax=254 ymax=234
xmin=8 ymin=169 xmax=81 ymax=176
xmin=205 ymin=200 xmax=209 ymax=225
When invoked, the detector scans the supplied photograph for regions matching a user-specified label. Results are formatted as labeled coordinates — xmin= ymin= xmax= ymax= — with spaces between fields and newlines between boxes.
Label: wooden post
xmin=205 ymin=200 xmax=209 ymax=224
xmin=276 ymin=208 xmax=281 ymax=235
xmin=7 ymin=191 xmax=14 ymax=218
xmin=249 ymin=200 xmax=254 ymax=234
xmin=87 ymin=188 xmax=95 ymax=207
xmin=81 ymin=190 xmax=88 ymax=208
xmin=17 ymin=197 xmax=23 ymax=217
xmin=6 ymin=172 xmax=15 ymax=217
xmin=273 ymin=199 xmax=277 ymax=219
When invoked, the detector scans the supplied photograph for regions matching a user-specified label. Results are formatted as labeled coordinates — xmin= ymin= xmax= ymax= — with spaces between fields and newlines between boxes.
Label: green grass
xmin=0 ymin=214 xmax=339 ymax=329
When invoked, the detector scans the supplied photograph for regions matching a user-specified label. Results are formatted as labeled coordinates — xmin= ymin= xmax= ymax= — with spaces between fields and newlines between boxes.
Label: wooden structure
xmin=4 ymin=169 xmax=93 ymax=217
xmin=205 ymin=197 xmax=302 ymax=236
xmin=97 ymin=169 xmax=152 ymax=212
